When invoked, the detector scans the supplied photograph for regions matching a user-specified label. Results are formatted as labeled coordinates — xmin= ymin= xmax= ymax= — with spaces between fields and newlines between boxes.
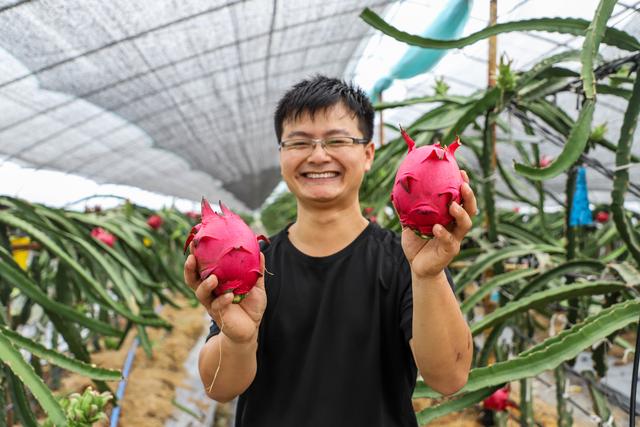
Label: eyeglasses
xmin=279 ymin=136 xmax=370 ymax=154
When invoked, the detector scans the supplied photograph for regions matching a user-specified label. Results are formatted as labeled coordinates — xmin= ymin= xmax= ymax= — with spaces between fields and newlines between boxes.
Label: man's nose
xmin=307 ymin=142 xmax=331 ymax=161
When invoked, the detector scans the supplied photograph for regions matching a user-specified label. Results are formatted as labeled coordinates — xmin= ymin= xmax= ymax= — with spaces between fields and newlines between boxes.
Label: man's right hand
xmin=184 ymin=249 xmax=267 ymax=344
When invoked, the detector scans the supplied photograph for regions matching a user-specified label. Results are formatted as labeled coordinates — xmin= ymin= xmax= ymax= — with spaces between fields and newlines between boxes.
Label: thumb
xmin=254 ymin=252 xmax=266 ymax=291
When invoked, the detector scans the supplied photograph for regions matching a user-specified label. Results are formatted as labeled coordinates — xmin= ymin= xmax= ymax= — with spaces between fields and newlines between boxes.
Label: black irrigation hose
xmin=630 ymin=313 xmax=640 ymax=427
xmin=508 ymin=107 xmax=640 ymax=198
xmin=551 ymin=52 xmax=640 ymax=96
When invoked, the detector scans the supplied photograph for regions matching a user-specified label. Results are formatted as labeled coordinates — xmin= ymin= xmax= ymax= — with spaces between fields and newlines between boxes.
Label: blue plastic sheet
xmin=370 ymin=0 xmax=472 ymax=100
xmin=569 ymin=166 xmax=594 ymax=227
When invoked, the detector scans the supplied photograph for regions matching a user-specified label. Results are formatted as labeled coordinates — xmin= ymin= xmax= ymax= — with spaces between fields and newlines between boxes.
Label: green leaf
xmin=608 ymin=261 xmax=640 ymax=286
xmin=359 ymin=9 xmax=640 ymax=52
xmin=373 ymin=94 xmax=469 ymax=110
xmin=460 ymin=268 xmax=539 ymax=314
xmin=5 ymin=367 xmax=39 ymax=427
xmin=580 ymin=0 xmax=617 ymax=99
xmin=442 ymin=88 xmax=500 ymax=145
xmin=415 ymin=386 xmax=499 ymax=424
xmin=0 ymin=329 xmax=67 ymax=426
xmin=0 ymin=213 xmax=169 ymax=328
xmin=137 ymin=324 xmax=153 ymax=359
xmin=471 ymin=281 xmax=628 ymax=336
xmin=611 ymin=66 xmax=640 ymax=264
xmin=495 ymin=159 xmax=538 ymax=208
xmin=411 ymin=103 xmax=472 ymax=132
xmin=420 ymin=299 xmax=640 ymax=398
xmin=96 ymin=239 xmax=160 ymax=290
xmin=513 ymin=99 xmax=595 ymax=180
xmin=0 ymin=246 xmax=120 ymax=336
xmin=514 ymin=259 xmax=605 ymax=299
xmin=516 ymin=50 xmax=582 ymax=90
xmin=0 ymin=326 xmax=121 ymax=381
xmin=63 ymin=233 xmax=140 ymax=314
xmin=496 ymin=222 xmax=554 ymax=245
xmin=454 ymin=244 xmax=564 ymax=293
xmin=582 ymin=370 xmax=615 ymax=424
xmin=596 ymin=83 xmax=632 ymax=99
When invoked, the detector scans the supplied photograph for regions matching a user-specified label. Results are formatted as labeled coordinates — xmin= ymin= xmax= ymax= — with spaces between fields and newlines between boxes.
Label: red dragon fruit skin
xmin=390 ymin=127 xmax=464 ymax=237
xmin=184 ymin=198 xmax=268 ymax=303
xmin=146 ymin=214 xmax=163 ymax=230
xmin=90 ymin=227 xmax=117 ymax=248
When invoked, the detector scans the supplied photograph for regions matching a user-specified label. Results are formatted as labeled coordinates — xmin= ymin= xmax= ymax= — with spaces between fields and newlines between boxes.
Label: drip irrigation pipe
xmin=109 ymin=336 xmax=139 ymax=427
xmin=110 ymin=305 xmax=162 ymax=426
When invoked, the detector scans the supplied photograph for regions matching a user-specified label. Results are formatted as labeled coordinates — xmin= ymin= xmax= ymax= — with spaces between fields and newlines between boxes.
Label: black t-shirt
xmin=206 ymin=222 xmax=455 ymax=427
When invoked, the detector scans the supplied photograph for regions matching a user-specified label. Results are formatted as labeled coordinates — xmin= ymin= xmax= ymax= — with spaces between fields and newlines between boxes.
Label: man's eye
xmin=289 ymin=141 xmax=312 ymax=148
xmin=326 ymin=138 xmax=351 ymax=146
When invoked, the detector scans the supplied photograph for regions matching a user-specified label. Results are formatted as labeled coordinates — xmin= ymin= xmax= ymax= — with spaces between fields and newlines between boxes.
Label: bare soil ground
xmin=59 ymin=296 xmax=207 ymax=427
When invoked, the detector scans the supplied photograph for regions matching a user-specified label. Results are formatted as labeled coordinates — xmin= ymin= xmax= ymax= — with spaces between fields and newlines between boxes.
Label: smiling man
xmin=185 ymin=75 xmax=476 ymax=427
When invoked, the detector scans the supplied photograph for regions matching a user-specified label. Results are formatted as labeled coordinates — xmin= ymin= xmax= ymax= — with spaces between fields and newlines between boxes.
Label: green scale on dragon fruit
xmin=391 ymin=127 xmax=464 ymax=238
xmin=184 ymin=198 xmax=268 ymax=303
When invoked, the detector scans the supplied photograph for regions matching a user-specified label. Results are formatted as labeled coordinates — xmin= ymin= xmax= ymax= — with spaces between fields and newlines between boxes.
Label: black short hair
xmin=274 ymin=75 xmax=374 ymax=142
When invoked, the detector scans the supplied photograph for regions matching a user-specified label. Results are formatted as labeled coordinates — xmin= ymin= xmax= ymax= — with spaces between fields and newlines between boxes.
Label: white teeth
xmin=305 ymin=172 xmax=338 ymax=179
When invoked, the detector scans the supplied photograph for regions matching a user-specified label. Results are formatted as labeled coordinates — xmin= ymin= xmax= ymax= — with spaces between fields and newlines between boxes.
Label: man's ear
xmin=364 ymin=142 xmax=375 ymax=172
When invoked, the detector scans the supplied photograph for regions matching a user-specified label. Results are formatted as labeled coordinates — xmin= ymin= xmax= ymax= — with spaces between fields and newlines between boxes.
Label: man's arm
xmin=199 ymin=331 xmax=258 ymax=402
xmin=409 ymin=270 xmax=472 ymax=396
xmin=184 ymin=251 xmax=267 ymax=402
xmin=401 ymin=171 xmax=477 ymax=396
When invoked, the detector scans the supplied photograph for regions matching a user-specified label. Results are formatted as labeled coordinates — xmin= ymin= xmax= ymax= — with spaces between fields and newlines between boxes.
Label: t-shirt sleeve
xmin=400 ymin=266 xmax=456 ymax=343
xmin=205 ymin=319 xmax=220 ymax=342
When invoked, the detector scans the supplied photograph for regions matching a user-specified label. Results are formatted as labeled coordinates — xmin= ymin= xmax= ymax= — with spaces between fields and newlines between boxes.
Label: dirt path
xmin=60 ymin=297 xmax=210 ymax=426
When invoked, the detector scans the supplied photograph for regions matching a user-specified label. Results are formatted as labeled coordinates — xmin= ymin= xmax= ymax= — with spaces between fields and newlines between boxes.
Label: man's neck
xmin=288 ymin=202 xmax=369 ymax=257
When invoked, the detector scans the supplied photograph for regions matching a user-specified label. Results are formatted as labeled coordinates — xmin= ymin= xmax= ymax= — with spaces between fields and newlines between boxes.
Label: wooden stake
xmin=378 ymin=91 xmax=384 ymax=146
xmin=488 ymin=0 xmax=498 ymax=170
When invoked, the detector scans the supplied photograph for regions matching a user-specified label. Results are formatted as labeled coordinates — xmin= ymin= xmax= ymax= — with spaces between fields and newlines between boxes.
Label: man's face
xmin=279 ymin=103 xmax=374 ymax=208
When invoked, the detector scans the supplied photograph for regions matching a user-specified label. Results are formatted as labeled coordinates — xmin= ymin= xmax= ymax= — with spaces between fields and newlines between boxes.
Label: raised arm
xmin=184 ymin=252 xmax=267 ymax=402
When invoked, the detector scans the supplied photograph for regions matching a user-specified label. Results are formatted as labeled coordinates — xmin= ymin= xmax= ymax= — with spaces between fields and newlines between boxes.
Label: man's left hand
xmin=401 ymin=170 xmax=477 ymax=278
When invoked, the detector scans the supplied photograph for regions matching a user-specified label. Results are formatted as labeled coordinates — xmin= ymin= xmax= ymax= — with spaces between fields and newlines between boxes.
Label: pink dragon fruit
xmin=91 ymin=227 xmax=117 ymax=248
xmin=390 ymin=127 xmax=464 ymax=237
xmin=185 ymin=210 xmax=200 ymax=221
xmin=483 ymin=387 xmax=517 ymax=411
xmin=539 ymin=155 xmax=552 ymax=168
xmin=146 ymin=214 xmax=163 ymax=230
xmin=595 ymin=211 xmax=609 ymax=223
xmin=184 ymin=198 xmax=267 ymax=303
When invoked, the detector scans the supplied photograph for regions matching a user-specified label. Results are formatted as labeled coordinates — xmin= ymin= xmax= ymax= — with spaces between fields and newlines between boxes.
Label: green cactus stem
xmin=554 ymin=366 xmax=573 ymax=427
xmin=611 ymin=69 xmax=640 ymax=265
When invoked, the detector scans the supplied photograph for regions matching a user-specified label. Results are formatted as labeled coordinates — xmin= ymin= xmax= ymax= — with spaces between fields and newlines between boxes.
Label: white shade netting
xmin=0 ymin=0 xmax=394 ymax=210
xmin=1 ymin=0 xmax=639 ymax=210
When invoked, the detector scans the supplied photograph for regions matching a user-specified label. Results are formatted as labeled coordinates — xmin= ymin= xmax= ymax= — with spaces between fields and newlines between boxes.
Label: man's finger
xmin=184 ymin=255 xmax=200 ymax=291
xmin=209 ymin=292 xmax=234 ymax=320
xmin=196 ymin=274 xmax=219 ymax=307
xmin=460 ymin=182 xmax=478 ymax=217
xmin=254 ymin=252 xmax=266 ymax=291
xmin=460 ymin=169 xmax=470 ymax=184
xmin=433 ymin=223 xmax=456 ymax=249
xmin=450 ymin=201 xmax=472 ymax=242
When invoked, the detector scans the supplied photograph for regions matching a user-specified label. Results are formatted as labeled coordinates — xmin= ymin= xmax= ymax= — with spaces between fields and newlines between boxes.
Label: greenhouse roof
xmin=0 ymin=0 xmax=639 ymax=210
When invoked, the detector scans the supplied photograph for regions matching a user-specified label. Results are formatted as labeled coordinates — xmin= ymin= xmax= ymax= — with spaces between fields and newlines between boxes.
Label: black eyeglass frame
xmin=278 ymin=136 xmax=371 ymax=151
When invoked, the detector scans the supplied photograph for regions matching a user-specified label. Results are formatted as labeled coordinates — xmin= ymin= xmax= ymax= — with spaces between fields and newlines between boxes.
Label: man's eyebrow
xmin=284 ymin=129 xmax=351 ymax=138
xmin=285 ymin=131 xmax=313 ymax=138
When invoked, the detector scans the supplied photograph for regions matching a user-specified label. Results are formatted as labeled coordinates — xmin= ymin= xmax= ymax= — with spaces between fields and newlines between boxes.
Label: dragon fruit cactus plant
xmin=184 ymin=198 xmax=267 ymax=303
xmin=390 ymin=126 xmax=464 ymax=237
